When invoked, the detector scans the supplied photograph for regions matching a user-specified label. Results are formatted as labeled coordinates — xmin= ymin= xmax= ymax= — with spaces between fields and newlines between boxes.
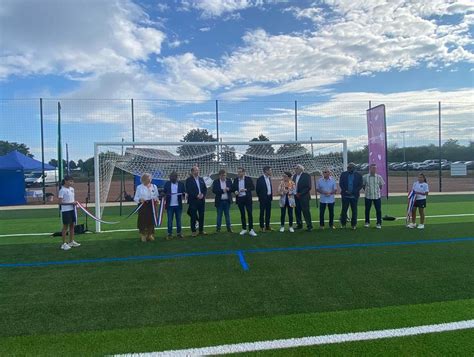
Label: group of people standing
xmin=133 ymin=163 xmax=430 ymax=242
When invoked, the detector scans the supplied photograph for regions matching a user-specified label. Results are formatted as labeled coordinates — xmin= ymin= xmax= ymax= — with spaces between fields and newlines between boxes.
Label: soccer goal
xmin=94 ymin=140 xmax=347 ymax=232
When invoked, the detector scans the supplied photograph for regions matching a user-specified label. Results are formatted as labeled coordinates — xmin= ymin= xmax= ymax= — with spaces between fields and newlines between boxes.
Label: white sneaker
xmin=279 ymin=226 xmax=285 ymax=233
xmin=407 ymin=223 xmax=416 ymax=228
xmin=68 ymin=240 xmax=81 ymax=247
xmin=376 ymin=224 xmax=382 ymax=229
xmin=249 ymin=229 xmax=257 ymax=237
xmin=417 ymin=224 xmax=425 ymax=229
xmin=61 ymin=243 xmax=71 ymax=251
xmin=364 ymin=223 xmax=370 ymax=228
xmin=239 ymin=229 xmax=248 ymax=236
xmin=289 ymin=227 xmax=295 ymax=233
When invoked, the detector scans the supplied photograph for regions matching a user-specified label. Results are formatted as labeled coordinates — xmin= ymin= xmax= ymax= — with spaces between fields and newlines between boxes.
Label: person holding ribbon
xmin=134 ymin=173 xmax=159 ymax=242
xmin=58 ymin=175 xmax=80 ymax=251
xmin=163 ymin=171 xmax=186 ymax=240
xmin=278 ymin=171 xmax=296 ymax=233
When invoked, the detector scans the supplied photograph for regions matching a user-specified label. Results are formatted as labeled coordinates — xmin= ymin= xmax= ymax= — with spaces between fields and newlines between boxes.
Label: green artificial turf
xmin=0 ymin=194 xmax=472 ymax=355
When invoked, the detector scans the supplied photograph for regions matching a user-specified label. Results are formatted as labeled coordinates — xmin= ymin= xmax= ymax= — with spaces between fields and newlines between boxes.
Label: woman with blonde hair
xmin=278 ymin=171 xmax=296 ymax=233
xmin=134 ymin=173 xmax=159 ymax=242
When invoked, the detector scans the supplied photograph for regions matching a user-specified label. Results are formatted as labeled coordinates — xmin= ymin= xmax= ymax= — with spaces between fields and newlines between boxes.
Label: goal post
xmin=93 ymin=140 xmax=347 ymax=232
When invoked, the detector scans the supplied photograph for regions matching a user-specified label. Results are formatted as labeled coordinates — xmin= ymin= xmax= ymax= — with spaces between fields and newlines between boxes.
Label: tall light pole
xmin=401 ymin=131 xmax=408 ymax=192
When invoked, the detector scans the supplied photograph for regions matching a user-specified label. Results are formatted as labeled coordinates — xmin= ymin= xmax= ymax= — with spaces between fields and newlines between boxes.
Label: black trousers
xmin=237 ymin=198 xmax=253 ymax=230
xmin=365 ymin=198 xmax=382 ymax=225
xmin=295 ymin=194 xmax=312 ymax=229
xmin=319 ymin=202 xmax=334 ymax=227
xmin=340 ymin=197 xmax=358 ymax=227
xmin=280 ymin=204 xmax=294 ymax=226
xmin=259 ymin=196 xmax=272 ymax=228
xmin=189 ymin=200 xmax=205 ymax=232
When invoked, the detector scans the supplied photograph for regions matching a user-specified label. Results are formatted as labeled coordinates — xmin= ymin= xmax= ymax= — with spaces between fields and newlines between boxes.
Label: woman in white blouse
xmin=134 ymin=173 xmax=159 ymax=242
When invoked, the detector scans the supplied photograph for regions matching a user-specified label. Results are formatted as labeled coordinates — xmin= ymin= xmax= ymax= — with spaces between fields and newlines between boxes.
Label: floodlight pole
xmin=94 ymin=142 xmax=101 ymax=232
xmin=401 ymin=131 xmax=408 ymax=192
xmin=40 ymin=98 xmax=46 ymax=204
xmin=294 ymin=100 xmax=298 ymax=141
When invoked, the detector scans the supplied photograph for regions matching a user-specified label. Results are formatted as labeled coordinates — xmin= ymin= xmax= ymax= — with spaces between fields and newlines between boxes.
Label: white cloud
xmin=0 ymin=0 xmax=165 ymax=80
xmin=160 ymin=0 xmax=474 ymax=99
xmin=181 ymin=0 xmax=260 ymax=18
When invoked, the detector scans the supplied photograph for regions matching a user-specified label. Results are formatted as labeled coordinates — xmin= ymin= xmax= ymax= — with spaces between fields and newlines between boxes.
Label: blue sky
xmin=0 ymin=0 xmax=473 ymax=160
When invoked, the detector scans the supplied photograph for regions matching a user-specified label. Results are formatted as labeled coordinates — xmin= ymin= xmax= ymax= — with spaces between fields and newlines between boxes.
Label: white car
xmin=25 ymin=170 xmax=59 ymax=187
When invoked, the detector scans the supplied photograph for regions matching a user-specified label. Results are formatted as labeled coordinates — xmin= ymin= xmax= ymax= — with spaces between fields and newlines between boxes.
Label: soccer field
xmin=0 ymin=194 xmax=473 ymax=356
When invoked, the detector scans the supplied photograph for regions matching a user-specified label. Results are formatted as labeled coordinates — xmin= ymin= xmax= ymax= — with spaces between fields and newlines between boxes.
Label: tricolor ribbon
xmin=158 ymin=196 xmax=166 ymax=226
xmin=62 ymin=202 xmax=143 ymax=225
xmin=406 ymin=189 xmax=416 ymax=224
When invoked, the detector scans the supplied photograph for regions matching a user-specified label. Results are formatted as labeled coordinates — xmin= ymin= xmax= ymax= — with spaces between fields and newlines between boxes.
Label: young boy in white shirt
xmin=58 ymin=175 xmax=81 ymax=250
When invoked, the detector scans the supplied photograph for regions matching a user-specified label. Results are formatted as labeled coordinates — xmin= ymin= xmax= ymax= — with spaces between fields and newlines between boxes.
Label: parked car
xmin=25 ymin=170 xmax=58 ymax=187
xmin=465 ymin=161 xmax=474 ymax=169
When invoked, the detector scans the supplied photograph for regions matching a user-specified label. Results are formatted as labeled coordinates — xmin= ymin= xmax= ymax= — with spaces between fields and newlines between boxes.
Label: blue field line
xmin=0 ymin=237 xmax=473 ymax=268
xmin=237 ymin=251 xmax=250 ymax=271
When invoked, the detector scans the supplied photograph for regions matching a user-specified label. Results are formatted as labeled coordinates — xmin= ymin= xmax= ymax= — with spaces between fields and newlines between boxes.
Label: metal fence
xmin=1 ymin=98 xmax=473 ymax=203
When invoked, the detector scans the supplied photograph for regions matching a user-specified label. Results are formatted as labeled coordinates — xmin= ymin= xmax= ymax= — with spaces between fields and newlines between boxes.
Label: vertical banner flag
xmin=367 ymin=104 xmax=388 ymax=197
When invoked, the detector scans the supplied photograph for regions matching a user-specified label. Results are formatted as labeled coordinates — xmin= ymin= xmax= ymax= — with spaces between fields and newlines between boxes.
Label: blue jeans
xmin=216 ymin=200 xmax=231 ymax=229
xmin=167 ymin=206 xmax=182 ymax=235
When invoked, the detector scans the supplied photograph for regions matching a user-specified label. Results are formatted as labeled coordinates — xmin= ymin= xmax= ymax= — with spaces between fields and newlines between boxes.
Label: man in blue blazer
xmin=185 ymin=166 xmax=208 ymax=237
xmin=162 ymin=171 xmax=186 ymax=239
xmin=339 ymin=162 xmax=363 ymax=229
xmin=212 ymin=169 xmax=233 ymax=233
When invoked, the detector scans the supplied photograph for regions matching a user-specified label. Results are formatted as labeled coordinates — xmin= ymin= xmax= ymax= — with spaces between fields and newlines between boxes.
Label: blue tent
xmin=0 ymin=151 xmax=54 ymax=206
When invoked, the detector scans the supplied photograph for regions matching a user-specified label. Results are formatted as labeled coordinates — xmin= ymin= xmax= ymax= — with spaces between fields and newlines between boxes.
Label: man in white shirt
xmin=185 ymin=166 xmax=207 ymax=237
xmin=256 ymin=166 xmax=273 ymax=232
xmin=232 ymin=167 xmax=257 ymax=236
xmin=163 ymin=172 xmax=186 ymax=239
xmin=316 ymin=169 xmax=337 ymax=229
xmin=362 ymin=164 xmax=385 ymax=229
xmin=212 ymin=169 xmax=233 ymax=233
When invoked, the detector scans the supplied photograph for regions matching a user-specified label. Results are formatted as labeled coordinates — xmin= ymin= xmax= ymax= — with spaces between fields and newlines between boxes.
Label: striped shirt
xmin=363 ymin=174 xmax=385 ymax=199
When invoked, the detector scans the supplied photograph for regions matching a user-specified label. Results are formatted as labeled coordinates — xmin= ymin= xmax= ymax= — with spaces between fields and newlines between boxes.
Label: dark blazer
xmin=212 ymin=178 xmax=233 ymax=207
xmin=256 ymin=175 xmax=273 ymax=202
xmin=339 ymin=171 xmax=363 ymax=199
xmin=293 ymin=172 xmax=312 ymax=197
xmin=232 ymin=176 xmax=254 ymax=203
xmin=162 ymin=181 xmax=186 ymax=208
xmin=185 ymin=176 xmax=207 ymax=203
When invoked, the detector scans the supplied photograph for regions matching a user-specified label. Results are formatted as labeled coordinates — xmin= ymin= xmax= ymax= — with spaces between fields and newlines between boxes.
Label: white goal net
xmin=94 ymin=140 xmax=347 ymax=232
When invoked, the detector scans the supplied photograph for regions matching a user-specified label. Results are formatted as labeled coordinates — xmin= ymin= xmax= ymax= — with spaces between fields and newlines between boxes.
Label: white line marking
xmin=1 ymin=213 xmax=473 ymax=238
xmin=114 ymin=319 xmax=474 ymax=356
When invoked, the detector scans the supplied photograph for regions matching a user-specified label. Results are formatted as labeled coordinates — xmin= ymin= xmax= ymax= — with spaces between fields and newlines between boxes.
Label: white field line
xmin=114 ymin=319 xmax=474 ymax=356
xmin=1 ymin=213 xmax=473 ymax=238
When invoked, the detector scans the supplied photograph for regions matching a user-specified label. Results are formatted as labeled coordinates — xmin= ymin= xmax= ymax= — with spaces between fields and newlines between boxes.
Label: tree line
xmin=1 ymin=135 xmax=472 ymax=174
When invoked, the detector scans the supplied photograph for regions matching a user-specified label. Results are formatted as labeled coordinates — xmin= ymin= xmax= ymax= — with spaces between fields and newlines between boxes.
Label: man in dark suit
xmin=162 ymin=171 xmax=186 ymax=239
xmin=212 ymin=169 xmax=233 ymax=233
xmin=339 ymin=162 xmax=363 ymax=229
xmin=293 ymin=164 xmax=313 ymax=231
xmin=256 ymin=165 xmax=273 ymax=232
xmin=232 ymin=167 xmax=257 ymax=237
xmin=185 ymin=165 xmax=207 ymax=237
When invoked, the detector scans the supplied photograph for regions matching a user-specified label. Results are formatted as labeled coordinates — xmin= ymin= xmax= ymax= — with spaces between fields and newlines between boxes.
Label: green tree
xmin=177 ymin=128 xmax=217 ymax=159
xmin=0 ymin=140 xmax=33 ymax=157
xmin=246 ymin=134 xmax=274 ymax=156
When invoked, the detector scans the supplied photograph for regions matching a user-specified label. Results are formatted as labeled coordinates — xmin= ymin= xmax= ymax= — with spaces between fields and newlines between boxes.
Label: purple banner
xmin=367 ymin=105 xmax=388 ymax=197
